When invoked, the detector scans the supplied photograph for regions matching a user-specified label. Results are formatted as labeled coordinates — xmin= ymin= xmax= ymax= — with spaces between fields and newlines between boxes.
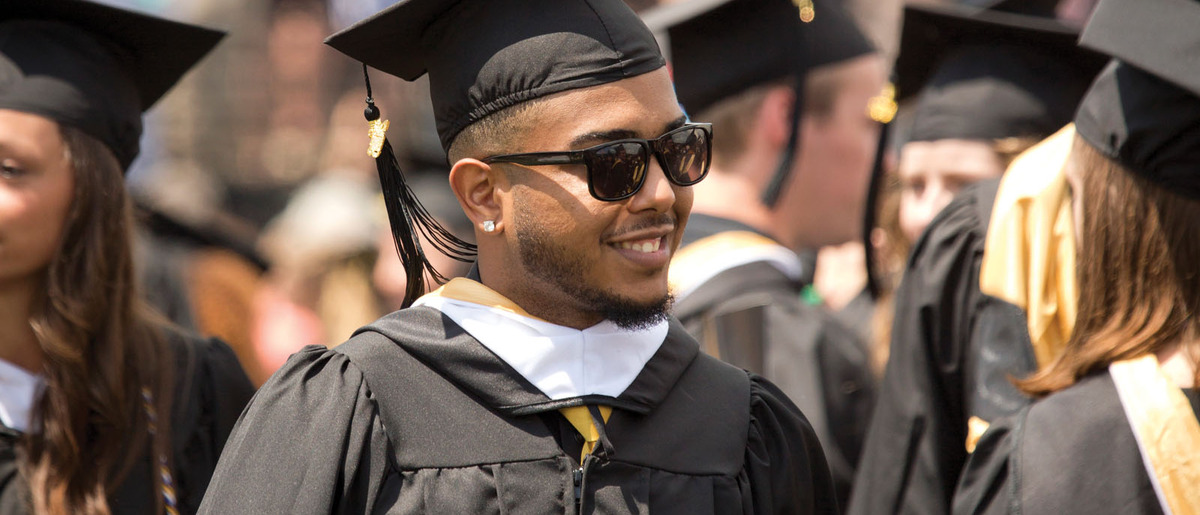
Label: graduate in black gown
xmin=953 ymin=1 xmax=1200 ymax=512
xmin=199 ymin=0 xmax=838 ymax=513
xmin=846 ymin=3 xmax=1108 ymax=513
xmin=640 ymin=0 xmax=882 ymax=506
xmin=0 ymin=1 xmax=254 ymax=513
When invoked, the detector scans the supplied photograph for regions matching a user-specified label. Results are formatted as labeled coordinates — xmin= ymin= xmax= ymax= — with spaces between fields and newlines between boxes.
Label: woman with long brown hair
xmin=0 ymin=2 xmax=254 ymax=514
xmin=953 ymin=0 xmax=1200 ymax=512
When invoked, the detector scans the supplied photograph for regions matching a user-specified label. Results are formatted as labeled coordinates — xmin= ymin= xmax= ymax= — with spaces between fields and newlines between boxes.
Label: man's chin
xmin=591 ymin=290 xmax=674 ymax=331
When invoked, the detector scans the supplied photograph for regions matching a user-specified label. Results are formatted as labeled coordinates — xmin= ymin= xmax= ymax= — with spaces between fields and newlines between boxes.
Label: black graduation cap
xmin=0 ymin=0 xmax=224 ymax=170
xmin=1073 ymin=0 xmax=1200 ymax=201
xmin=642 ymin=0 xmax=874 ymax=117
xmin=326 ymin=0 xmax=665 ymax=153
xmin=896 ymin=2 xmax=1107 ymax=143
xmin=324 ymin=0 xmax=666 ymax=306
xmin=642 ymin=0 xmax=873 ymax=208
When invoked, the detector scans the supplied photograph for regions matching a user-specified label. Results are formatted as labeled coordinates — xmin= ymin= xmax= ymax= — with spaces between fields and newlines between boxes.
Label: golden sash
xmin=969 ymin=125 xmax=1079 ymax=452
xmin=1110 ymin=355 xmax=1200 ymax=515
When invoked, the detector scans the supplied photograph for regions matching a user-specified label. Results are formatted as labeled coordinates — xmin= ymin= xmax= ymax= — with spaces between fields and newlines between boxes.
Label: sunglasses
xmin=482 ymin=123 xmax=712 ymax=201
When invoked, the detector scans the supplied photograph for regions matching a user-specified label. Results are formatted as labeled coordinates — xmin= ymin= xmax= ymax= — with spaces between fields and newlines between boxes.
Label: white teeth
xmin=618 ymin=239 xmax=661 ymax=253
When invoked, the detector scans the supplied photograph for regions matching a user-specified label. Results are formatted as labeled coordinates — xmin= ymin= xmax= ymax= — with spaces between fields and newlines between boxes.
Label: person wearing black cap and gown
xmin=199 ymin=0 xmax=838 ymax=513
xmin=641 ymin=0 xmax=882 ymax=507
xmin=847 ymin=2 xmax=1108 ymax=514
xmin=953 ymin=0 xmax=1200 ymax=512
xmin=0 ymin=1 xmax=254 ymax=514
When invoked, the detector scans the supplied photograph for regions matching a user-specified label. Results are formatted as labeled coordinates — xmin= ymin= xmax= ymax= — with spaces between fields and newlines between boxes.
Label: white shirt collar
xmin=0 ymin=358 xmax=44 ymax=433
xmin=413 ymin=295 xmax=668 ymax=400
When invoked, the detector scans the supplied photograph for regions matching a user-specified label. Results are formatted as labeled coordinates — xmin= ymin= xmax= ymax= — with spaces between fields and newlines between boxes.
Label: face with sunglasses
xmin=451 ymin=68 xmax=706 ymax=330
xmin=484 ymin=122 xmax=711 ymax=202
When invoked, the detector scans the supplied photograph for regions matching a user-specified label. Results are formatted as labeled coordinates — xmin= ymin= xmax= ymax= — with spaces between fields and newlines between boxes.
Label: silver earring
xmin=482 ymin=220 xmax=496 ymax=233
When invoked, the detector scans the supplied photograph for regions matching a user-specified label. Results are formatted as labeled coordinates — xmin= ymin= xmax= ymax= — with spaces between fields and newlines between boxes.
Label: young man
xmin=644 ymin=0 xmax=884 ymax=506
xmin=199 ymin=0 xmax=838 ymax=513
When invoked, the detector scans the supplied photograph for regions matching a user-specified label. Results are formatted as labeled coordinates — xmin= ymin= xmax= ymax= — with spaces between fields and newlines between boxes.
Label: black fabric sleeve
xmin=0 ymin=426 xmax=24 ymax=514
xmin=745 ymin=374 xmax=840 ymax=514
xmin=197 ymin=345 xmax=391 ymax=514
xmin=847 ymin=192 xmax=987 ymax=515
xmin=952 ymin=410 xmax=1025 ymax=515
xmin=173 ymin=336 xmax=257 ymax=513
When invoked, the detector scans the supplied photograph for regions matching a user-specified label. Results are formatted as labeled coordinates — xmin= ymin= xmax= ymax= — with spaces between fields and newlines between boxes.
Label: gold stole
xmin=422 ymin=278 xmax=613 ymax=462
xmin=968 ymin=125 xmax=1079 ymax=452
xmin=1110 ymin=355 xmax=1200 ymax=514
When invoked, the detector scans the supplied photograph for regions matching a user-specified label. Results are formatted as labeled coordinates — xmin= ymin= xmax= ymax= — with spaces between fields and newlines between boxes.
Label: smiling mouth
xmin=615 ymin=237 xmax=662 ymax=253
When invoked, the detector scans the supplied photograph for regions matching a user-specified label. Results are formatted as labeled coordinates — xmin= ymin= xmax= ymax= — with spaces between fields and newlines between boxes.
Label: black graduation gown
xmin=953 ymin=373 xmax=1200 ymax=515
xmin=848 ymin=179 xmax=1039 ymax=515
xmin=0 ymin=333 xmax=254 ymax=515
xmin=673 ymin=214 xmax=876 ymax=509
xmin=199 ymin=306 xmax=839 ymax=514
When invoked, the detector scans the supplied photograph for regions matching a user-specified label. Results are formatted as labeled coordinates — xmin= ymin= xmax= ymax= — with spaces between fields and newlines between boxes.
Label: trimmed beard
xmin=515 ymin=212 xmax=673 ymax=330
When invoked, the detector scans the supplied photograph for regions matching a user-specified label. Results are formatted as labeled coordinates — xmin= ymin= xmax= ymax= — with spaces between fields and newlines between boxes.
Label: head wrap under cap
xmin=896 ymin=3 xmax=1105 ymax=143
xmin=0 ymin=0 xmax=224 ymax=170
xmin=1072 ymin=0 xmax=1200 ymax=200
xmin=325 ymin=0 xmax=666 ymax=152
xmin=907 ymin=45 xmax=1097 ymax=142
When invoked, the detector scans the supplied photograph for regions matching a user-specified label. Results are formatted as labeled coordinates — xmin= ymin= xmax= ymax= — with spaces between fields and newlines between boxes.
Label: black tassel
xmin=362 ymin=65 xmax=476 ymax=308
xmin=760 ymin=5 xmax=812 ymax=208
xmin=861 ymin=120 xmax=889 ymax=300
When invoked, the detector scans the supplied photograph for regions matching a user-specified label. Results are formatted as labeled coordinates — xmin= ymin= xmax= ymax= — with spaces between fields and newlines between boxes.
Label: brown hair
xmin=1018 ymin=135 xmax=1200 ymax=396
xmin=21 ymin=126 xmax=174 ymax=514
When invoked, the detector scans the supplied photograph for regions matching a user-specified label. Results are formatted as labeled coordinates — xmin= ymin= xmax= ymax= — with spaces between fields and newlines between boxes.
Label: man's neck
xmin=689 ymin=170 xmax=774 ymax=237
xmin=472 ymin=262 xmax=604 ymax=330
xmin=0 ymin=278 xmax=44 ymax=373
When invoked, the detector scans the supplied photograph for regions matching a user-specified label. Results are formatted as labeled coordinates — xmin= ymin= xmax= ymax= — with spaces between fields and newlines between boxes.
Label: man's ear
xmin=449 ymin=158 xmax=506 ymax=234
xmin=757 ymin=85 xmax=795 ymax=149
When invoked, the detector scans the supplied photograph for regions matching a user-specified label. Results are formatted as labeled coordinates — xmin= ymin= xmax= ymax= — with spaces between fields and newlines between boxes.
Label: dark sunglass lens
xmin=590 ymin=142 xmax=648 ymax=200
xmin=660 ymin=127 xmax=709 ymax=185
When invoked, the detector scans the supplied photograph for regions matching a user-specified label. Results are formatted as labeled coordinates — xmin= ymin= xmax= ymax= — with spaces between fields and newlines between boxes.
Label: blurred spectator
xmin=253 ymin=174 xmax=380 ymax=375
xmin=647 ymin=0 xmax=884 ymax=506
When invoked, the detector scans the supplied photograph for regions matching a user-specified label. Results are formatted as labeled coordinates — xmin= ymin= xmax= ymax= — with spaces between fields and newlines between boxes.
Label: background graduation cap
xmin=0 ymin=0 xmax=224 ymax=170
xmin=325 ymin=0 xmax=666 ymax=306
xmin=894 ymin=0 xmax=1108 ymax=143
xmin=643 ymin=0 xmax=875 ymax=208
xmin=1073 ymin=0 xmax=1200 ymax=200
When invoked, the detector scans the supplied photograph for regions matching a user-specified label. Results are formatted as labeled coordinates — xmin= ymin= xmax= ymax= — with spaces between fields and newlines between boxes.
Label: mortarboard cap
xmin=644 ymin=0 xmax=874 ymax=117
xmin=1073 ymin=0 xmax=1200 ymax=200
xmin=896 ymin=2 xmax=1106 ymax=142
xmin=325 ymin=0 xmax=665 ymax=153
xmin=0 ymin=0 xmax=224 ymax=170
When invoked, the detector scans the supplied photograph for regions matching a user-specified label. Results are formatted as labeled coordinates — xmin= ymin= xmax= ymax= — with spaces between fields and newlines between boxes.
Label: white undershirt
xmin=413 ymin=296 xmax=668 ymax=400
xmin=0 ymin=358 xmax=44 ymax=433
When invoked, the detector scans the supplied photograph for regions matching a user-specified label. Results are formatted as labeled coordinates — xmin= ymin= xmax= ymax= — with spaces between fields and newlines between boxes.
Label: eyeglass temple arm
xmin=483 ymin=152 xmax=584 ymax=166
